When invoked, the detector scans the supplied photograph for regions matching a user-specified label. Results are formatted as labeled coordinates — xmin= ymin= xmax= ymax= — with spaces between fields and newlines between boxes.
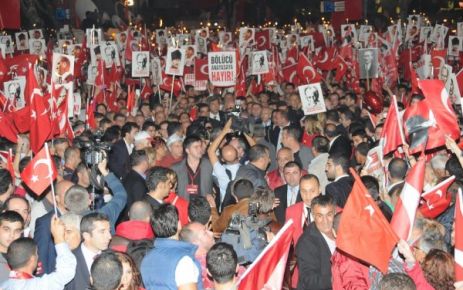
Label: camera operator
xmin=63 ymin=147 xmax=82 ymax=181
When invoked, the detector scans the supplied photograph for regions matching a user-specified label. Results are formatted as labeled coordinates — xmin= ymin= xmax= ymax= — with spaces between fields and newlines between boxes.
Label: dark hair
xmin=188 ymin=196 xmax=211 ymax=225
xmin=361 ymin=175 xmax=379 ymax=199
xmin=121 ymin=122 xmax=139 ymax=138
xmin=351 ymin=129 xmax=367 ymax=139
xmin=6 ymin=237 xmax=37 ymax=270
xmin=356 ymin=142 xmax=370 ymax=157
xmin=345 ymin=92 xmax=358 ymax=103
xmin=206 ymin=243 xmax=237 ymax=284
xmin=91 ymin=251 xmax=123 ymax=290
xmin=310 ymin=194 xmax=336 ymax=209
xmin=102 ymin=125 xmax=121 ymax=143
xmin=283 ymin=161 xmax=301 ymax=171
xmin=183 ymin=135 xmax=202 ymax=150
xmin=151 ymin=204 xmax=179 ymax=238
xmin=283 ymin=125 xmax=302 ymax=141
xmin=231 ymin=179 xmax=254 ymax=200
xmin=0 ymin=211 xmax=24 ymax=228
xmin=130 ymin=150 xmax=148 ymax=167
xmin=445 ymin=155 xmax=463 ymax=179
xmin=300 ymin=174 xmax=320 ymax=186
xmin=324 ymin=123 xmax=338 ymax=138
xmin=326 ymin=110 xmax=340 ymax=123
xmin=142 ymin=120 xmax=156 ymax=131
xmin=0 ymin=169 xmax=12 ymax=195
xmin=379 ymin=272 xmax=416 ymax=290
xmin=99 ymin=117 xmax=112 ymax=129
xmin=81 ymin=212 xmax=110 ymax=235
xmin=64 ymin=146 xmax=80 ymax=163
xmin=312 ymin=136 xmax=329 ymax=153
xmin=145 ymin=166 xmax=170 ymax=192
xmin=248 ymin=144 xmax=269 ymax=162
xmin=340 ymin=108 xmax=355 ymax=122
xmin=388 ymin=158 xmax=408 ymax=180
xmin=18 ymin=157 xmax=31 ymax=174
xmin=167 ymin=122 xmax=182 ymax=137
xmin=328 ymin=153 xmax=350 ymax=174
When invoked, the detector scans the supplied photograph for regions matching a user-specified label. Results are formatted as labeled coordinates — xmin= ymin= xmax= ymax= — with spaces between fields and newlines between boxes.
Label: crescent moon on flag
xmin=302 ymin=66 xmax=315 ymax=80
xmin=258 ymin=36 xmax=266 ymax=47
xmin=59 ymin=114 xmax=67 ymax=130
xmin=433 ymin=56 xmax=446 ymax=68
xmin=33 ymin=158 xmax=53 ymax=179
xmin=441 ymin=86 xmax=454 ymax=115
xmin=289 ymin=71 xmax=297 ymax=82
xmin=287 ymin=57 xmax=296 ymax=64
xmin=318 ymin=51 xmax=329 ymax=63
xmin=200 ymin=64 xmax=208 ymax=75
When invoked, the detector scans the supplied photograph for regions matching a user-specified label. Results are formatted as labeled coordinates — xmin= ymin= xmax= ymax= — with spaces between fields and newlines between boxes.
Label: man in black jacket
xmin=296 ymin=195 xmax=336 ymax=290
xmin=273 ymin=161 xmax=302 ymax=224
xmin=108 ymin=122 xmax=139 ymax=179
xmin=325 ymin=153 xmax=354 ymax=208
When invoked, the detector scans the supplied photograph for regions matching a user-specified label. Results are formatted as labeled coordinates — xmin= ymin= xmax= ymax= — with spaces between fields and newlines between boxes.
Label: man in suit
xmin=286 ymin=174 xmax=321 ymax=288
xmin=309 ymin=136 xmax=330 ymax=194
xmin=120 ymin=150 xmax=150 ymax=222
xmin=281 ymin=125 xmax=313 ymax=169
xmin=325 ymin=153 xmax=354 ymax=208
xmin=386 ymin=158 xmax=408 ymax=193
xmin=65 ymin=213 xmax=112 ymax=290
xmin=172 ymin=135 xmax=213 ymax=200
xmin=296 ymin=195 xmax=336 ymax=290
xmin=274 ymin=161 xmax=303 ymax=225
xmin=208 ymin=95 xmax=227 ymax=126
xmin=144 ymin=166 xmax=171 ymax=210
xmin=235 ymin=144 xmax=271 ymax=190
xmin=108 ymin=122 xmax=139 ymax=179
xmin=325 ymin=123 xmax=352 ymax=159
xmin=266 ymin=109 xmax=291 ymax=150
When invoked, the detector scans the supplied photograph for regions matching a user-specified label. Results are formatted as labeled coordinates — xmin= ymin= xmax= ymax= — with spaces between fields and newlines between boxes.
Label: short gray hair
xmin=64 ymin=185 xmax=90 ymax=214
xmin=60 ymin=213 xmax=82 ymax=232
xmin=129 ymin=201 xmax=153 ymax=221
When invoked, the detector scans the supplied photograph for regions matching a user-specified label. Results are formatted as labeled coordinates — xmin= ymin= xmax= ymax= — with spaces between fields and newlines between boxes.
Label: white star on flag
xmin=31 ymin=175 xmax=39 ymax=183
xmin=31 ymin=110 xmax=37 ymax=119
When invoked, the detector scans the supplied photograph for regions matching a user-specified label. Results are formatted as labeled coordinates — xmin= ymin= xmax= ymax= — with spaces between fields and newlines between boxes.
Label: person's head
xmin=326 ymin=153 xmax=350 ymax=181
xmin=134 ymin=131 xmax=152 ymax=150
xmin=121 ymin=122 xmax=139 ymax=144
xmin=3 ymin=196 xmax=30 ymax=227
xmin=231 ymin=179 xmax=254 ymax=201
xmin=56 ymin=56 xmax=71 ymax=76
xmin=430 ymin=154 xmax=448 ymax=180
xmin=60 ymin=213 xmax=82 ymax=250
xmin=351 ymin=129 xmax=368 ymax=148
xmin=114 ymin=251 xmax=142 ymax=290
xmin=363 ymin=49 xmax=373 ymax=65
xmin=311 ymin=195 xmax=336 ymax=236
xmin=75 ymin=163 xmax=91 ymax=188
xmin=146 ymin=166 xmax=171 ymax=198
xmin=355 ymin=142 xmax=369 ymax=165
xmin=300 ymin=174 xmax=320 ymax=207
xmin=142 ymin=120 xmax=157 ymax=138
xmin=64 ymin=185 xmax=91 ymax=214
xmin=324 ymin=123 xmax=338 ymax=140
xmin=64 ymin=146 xmax=81 ymax=169
xmin=184 ymin=135 xmax=203 ymax=161
xmin=91 ymin=251 xmax=123 ymax=290
xmin=206 ymin=243 xmax=238 ymax=285
xmin=0 ymin=211 xmax=24 ymax=253
xmin=128 ymin=201 xmax=153 ymax=223
xmin=339 ymin=109 xmax=354 ymax=129
xmin=188 ymin=196 xmax=211 ymax=225
xmin=130 ymin=149 xmax=150 ymax=174
xmin=55 ymin=180 xmax=74 ymax=212
xmin=220 ymin=145 xmax=238 ymax=164
xmin=180 ymin=222 xmax=214 ymax=254
xmin=151 ymin=204 xmax=180 ymax=238
xmin=208 ymin=96 xmax=221 ymax=114
xmin=412 ymin=218 xmax=446 ymax=263
xmin=0 ymin=169 xmax=13 ymax=205
xmin=388 ymin=158 xmax=408 ymax=182
xmin=422 ymin=249 xmax=455 ymax=290
xmin=311 ymin=136 xmax=329 ymax=156
xmin=167 ymin=134 xmax=184 ymax=159
xmin=248 ymin=144 xmax=270 ymax=171
xmin=53 ymin=138 xmax=69 ymax=159
xmin=379 ymin=272 xmax=416 ymax=290
xmin=283 ymin=161 xmax=302 ymax=187
xmin=344 ymin=93 xmax=358 ymax=108
xmin=81 ymin=213 xmax=111 ymax=252
xmin=114 ymin=113 xmax=127 ymax=128
xmin=5 ymin=238 xmax=38 ymax=272
xmin=282 ymin=125 xmax=302 ymax=148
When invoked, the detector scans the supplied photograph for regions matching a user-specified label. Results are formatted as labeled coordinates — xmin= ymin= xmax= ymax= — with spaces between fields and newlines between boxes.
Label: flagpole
xmin=169 ymin=75 xmax=175 ymax=113
xmin=44 ymin=143 xmax=58 ymax=216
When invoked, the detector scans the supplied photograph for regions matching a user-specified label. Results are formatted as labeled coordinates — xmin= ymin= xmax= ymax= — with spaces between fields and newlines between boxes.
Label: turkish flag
xmin=297 ymin=53 xmax=323 ymax=85
xmin=20 ymin=145 xmax=57 ymax=196
xmin=286 ymin=46 xmax=299 ymax=65
xmin=0 ymin=0 xmax=20 ymax=30
xmin=255 ymin=30 xmax=271 ymax=51
xmin=282 ymin=63 xmax=299 ymax=85
xmin=409 ymin=63 xmax=420 ymax=94
xmin=380 ymin=95 xmax=404 ymax=156
xmin=431 ymin=49 xmax=447 ymax=79
xmin=125 ymin=29 xmax=135 ymax=62
xmin=140 ymin=79 xmax=153 ymax=101
xmin=0 ymin=112 xmax=18 ymax=143
xmin=334 ymin=55 xmax=348 ymax=83
xmin=313 ymin=47 xmax=336 ymax=71
xmin=391 ymin=158 xmax=425 ymax=241
xmin=419 ymin=176 xmax=455 ymax=219
xmin=50 ymin=84 xmax=69 ymax=137
xmin=159 ymin=73 xmax=183 ymax=97
xmin=455 ymin=189 xmax=463 ymax=282
xmin=402 ymin=100 xmax=433 ymax=154
xmin=28 ymin=68 xmax=52 ymax=154
xmin=336 ymin=169 xmax=398 ymax=273
xmin=235 ymin=64 xmax=247 ymax=97
xmin=95 ymin=59 xmax=108 ymax=89
xmin=457 ymin=69 xmax=463 ymax=101
xmin=194 ymin=58 xmax=209 ymax=81
xmin=126 ymin=86 xmax=136 ymax=113
xmin=419 ymin=80 xmax=460 ymax=151
xmin=11 ymin=106 xmax=31 ymax=133
xmin=86 ymin=98 xmax=97 ymax=130
xmin=238 ymin=220 xmax=294 ymax=289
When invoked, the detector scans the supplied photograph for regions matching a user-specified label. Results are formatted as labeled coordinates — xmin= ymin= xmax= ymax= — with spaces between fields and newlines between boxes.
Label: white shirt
xmin=209 ymin=112 xmax=221 ymax=121
xmin=213 ymin=162 xmax=241 ymax=202
xmin=302 ymin=205 xmax=313 ymax=227
xmin=334 ymin=174 xmax=349 ymax=182
xmin=124 ymin=138 xmax=134 ymax=155
xmin=328 ymin=135 xmax=340 ymax=149
xmin=80 ymin=243 xmax=100 ymax=272
xmin=321 ymin=232 xmax=336 ymax=254
xmin=175 ymin=256 xmax=200 ymax=286
xmin=0 ymin=243 xmax=76 ymax=290
xmin=286 ymin=185 xmax=299 ymax=207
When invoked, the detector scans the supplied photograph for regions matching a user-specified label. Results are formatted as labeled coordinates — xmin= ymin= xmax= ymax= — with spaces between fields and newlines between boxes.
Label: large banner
xmin=208 ymin=51 xmax=237 ymax=87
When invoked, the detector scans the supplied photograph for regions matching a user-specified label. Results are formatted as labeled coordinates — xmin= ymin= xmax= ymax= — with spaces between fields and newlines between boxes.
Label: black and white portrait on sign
xmin=102 ymin=42 xmax=120 ymax=68
xmin=132 ymin=51 xmax=150 ymax=78
xmin=151 ymin=57 xmax=163 ymax=85
xmin=4 ymin=77 xmax=26 ymax=111
xmin=251 ymin=51 xmax=269 ymax=75
xmin=298 ymin=83 xmax=327 ymax=115
xmin=165 ymin=47 xmax=186 ymax=76
xmin=359 ymin=48 xmax=379 ymax=79
xmin=0 ymin=36 xmax=14 ymax=54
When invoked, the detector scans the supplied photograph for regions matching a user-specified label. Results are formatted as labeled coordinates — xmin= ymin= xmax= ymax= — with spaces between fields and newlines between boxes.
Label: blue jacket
xmin=35 ymin=172 xmax=127 ymax=274
xmin=141 ymin=238 xmax=203 ymax=290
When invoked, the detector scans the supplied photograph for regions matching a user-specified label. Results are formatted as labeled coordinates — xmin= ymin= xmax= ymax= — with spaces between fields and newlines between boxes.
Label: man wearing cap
xmin=160 ymin=134 xmax=184 ymax=168
xmin=134 ymin=131 xmax=152 ymax=150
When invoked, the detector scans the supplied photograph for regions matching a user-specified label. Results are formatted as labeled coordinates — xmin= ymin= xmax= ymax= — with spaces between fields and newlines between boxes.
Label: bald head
xmin=221 ymin=145 xmax=238 ymax=163
xmin=56 ymin=180 xmax=74 ymax=212
xmin=129 ymin=201 xmax=153 ymax=222
xmin=179 ymin=222 xmax=214 ymax=253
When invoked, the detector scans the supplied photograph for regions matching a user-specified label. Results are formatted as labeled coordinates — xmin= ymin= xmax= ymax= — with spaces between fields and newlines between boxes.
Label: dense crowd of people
xmin=0 ymin=6 xmax=462 ymax=290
